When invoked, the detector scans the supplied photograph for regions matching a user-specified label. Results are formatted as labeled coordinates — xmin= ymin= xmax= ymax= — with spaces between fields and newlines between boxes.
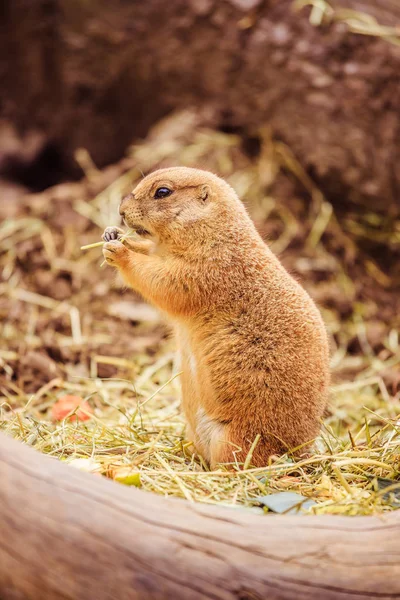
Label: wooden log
xmin=1 ymin=432 xmax=400 ymax=599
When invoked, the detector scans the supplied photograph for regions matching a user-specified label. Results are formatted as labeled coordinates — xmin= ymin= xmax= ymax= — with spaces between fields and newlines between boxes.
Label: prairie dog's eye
xmin=154 ymin=187 xmax=172 ymax=199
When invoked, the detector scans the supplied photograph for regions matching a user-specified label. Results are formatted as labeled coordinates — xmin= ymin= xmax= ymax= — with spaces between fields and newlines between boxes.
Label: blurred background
xmin=1 ymin=0 xmax=400 ymax=513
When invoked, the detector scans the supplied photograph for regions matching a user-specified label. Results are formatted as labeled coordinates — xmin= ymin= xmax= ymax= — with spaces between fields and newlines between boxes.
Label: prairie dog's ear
xmin=198 ymin=184 xmax=211 ymax=202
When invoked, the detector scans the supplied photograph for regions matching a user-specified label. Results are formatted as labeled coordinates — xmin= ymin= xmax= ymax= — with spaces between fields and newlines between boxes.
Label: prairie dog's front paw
xmin=102 ymin=240 xmax=128 ymax=266
xmin=102 ymin=226 xmax=124 ymax=242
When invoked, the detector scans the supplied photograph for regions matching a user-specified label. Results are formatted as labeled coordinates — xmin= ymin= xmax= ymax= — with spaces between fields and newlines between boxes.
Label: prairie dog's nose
xmin=119 ymin=193 xmax=134 ymax=216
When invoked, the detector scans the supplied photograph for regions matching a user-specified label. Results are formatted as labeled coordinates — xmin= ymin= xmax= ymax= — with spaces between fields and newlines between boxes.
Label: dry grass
xmin=1 ymin=110 xmax=400 ymax=515
xmin=295 ymin=0 xmax=400 ymax=46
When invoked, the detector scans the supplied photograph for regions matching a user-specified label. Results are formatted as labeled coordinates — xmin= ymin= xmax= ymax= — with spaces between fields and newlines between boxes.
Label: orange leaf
xmin=51 ymin=395 xmax=93 ymax=422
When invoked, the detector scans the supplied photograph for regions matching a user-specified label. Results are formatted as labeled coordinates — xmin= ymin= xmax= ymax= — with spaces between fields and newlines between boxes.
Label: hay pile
xmin=1 ymin=110 xmax=400 ymax=515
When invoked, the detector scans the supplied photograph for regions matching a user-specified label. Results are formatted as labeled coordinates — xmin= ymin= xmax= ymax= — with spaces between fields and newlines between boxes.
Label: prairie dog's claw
xmin=102 ymin=226 xmax=124 ymax=242
xmin=102 ymin=240 xmax=127 ymax=265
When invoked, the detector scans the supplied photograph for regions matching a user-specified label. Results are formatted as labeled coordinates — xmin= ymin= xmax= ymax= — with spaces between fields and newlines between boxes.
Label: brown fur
xmin=102 ymin=167 xmax=330 ymax=468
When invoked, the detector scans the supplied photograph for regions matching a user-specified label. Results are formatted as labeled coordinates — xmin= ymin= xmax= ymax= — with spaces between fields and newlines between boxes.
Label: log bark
xmin=1 ymin=0 xmax=400 ymax=211
xmin=1 ymin=432 xmax=400 ymax=600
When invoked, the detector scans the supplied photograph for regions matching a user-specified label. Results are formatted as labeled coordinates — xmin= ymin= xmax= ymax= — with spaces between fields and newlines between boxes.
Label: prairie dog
xmin=102 ymin=167 xmax=330 ymax=468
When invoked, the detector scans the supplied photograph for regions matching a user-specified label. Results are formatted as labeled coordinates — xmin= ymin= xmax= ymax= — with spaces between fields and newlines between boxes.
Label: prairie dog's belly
xmin=176 ymin=326 xmax=201 ymax=432
xmin=176 ymin=325 xmax=219 ymax=452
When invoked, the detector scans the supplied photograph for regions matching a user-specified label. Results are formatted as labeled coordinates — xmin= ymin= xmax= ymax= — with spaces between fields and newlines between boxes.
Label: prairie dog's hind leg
xmin=208 ymin=423 xmax=240 ymax=469
xmin=206 ymin=418 xmax=261 ymax=469
xmin=194 ymin=409 xmax=236 ymax=468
